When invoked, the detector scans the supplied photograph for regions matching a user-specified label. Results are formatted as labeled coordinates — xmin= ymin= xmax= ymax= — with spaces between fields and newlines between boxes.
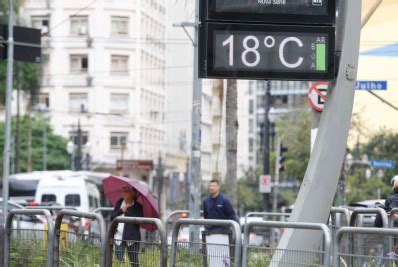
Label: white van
xmin=34 ymin=172 xmax=101 ymax=213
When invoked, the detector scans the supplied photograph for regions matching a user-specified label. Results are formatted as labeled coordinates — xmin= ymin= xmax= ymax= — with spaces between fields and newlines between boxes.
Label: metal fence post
xmin=105 ymin=217 xmax=167 ymax=267
xmin=241 ymin=221 xmax=331 ymax=267
xmin=4 ymin=209 xmax=54 ymax=267
xmin=53 ymin=210 xmax=106 ymax=267
xmin=170 ymin=218 xmax=241 ymax=267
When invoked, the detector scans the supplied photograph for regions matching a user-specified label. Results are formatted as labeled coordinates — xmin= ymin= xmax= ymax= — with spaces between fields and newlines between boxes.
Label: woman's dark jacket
xmin=110 ymin=198 xmax=143 ymax=241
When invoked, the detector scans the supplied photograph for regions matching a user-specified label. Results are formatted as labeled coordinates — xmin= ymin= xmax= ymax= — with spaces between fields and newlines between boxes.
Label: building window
xmin=31 ymin=16 xmax=50 ymax=33
xmin=249 ymin=119 xmax=254 ymax=134
xmin=110 ymin=93 xmax=129 ymax=114
xmin=70 ymin=55 xmax=88 ymax=73
xmin=110 ymin=132 xmax=128 ymax=149
xmin=249 ymin=100 xmax=254 ymax=114
xmin=249 ymin=138 xmax=254 ymax=153
xmin=69 ymin=93 xmax=88 ymax=112
xmin=111 ymin=55 xmax=129 ymax=75
xmin=37 ymin=93 xmax=50 ymax=108
xmin=69 ymin=131 xmax=89 ymax=145
xmin=70 ymin=16 xmax=88 ymax=36
xmin=111 ymin=16 xmax=129 ymax=35
xmin=42 ymin=54 xmax=50 ymax=75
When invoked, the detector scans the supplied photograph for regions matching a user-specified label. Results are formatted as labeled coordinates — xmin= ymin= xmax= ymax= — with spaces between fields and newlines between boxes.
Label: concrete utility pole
xmin=225 ymin=79 xmax=238 ymax=208
xmin=273 ymin=138 xmax=281 ymax=213
xmin=2 ymin=0 xmax=14 ymax=222
xmin=185 ymin=160 xmax=190 ymax=210
xmin=189 ymin=0 xmax=202 ymax=243
xmin=262 ymin=80 xmax=271 ymax=212
xmin=275 ymin=0 xmax=362 ymax=262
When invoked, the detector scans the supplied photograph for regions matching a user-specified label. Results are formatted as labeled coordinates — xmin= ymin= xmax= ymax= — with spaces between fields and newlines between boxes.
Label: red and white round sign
xmin=307 ymin=82 xmax=329 ymax=112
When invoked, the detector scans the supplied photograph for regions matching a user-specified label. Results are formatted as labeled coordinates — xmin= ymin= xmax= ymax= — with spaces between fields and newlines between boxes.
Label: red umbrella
xmin=102 ymin=175 xmax=159 ymax=232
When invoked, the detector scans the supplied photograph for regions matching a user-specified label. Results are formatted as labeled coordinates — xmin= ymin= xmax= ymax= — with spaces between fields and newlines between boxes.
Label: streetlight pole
xmin=262 ymin=80 xmax=271 ymax=212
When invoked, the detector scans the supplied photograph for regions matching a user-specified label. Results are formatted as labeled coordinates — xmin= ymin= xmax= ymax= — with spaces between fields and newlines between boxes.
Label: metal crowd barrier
xmin=105 ymin=217 xmax=167 ymax=267
xmin=54 ymin=209 xmax=106 ymax=267
xmin=165 ymin=210 xmax=190 ymax=236
xmin=348 ymin=208 xmax=389 ymax=266
xmin=329 ymin=207 xmax=351 ymax=257
xmin=244 ymin=211 xmax=291 ymax=225
xmin=170 ymin=218 xmax=242 ymax=267
xmin=335 ymin=227 xmax=398 ymax=267
xmin=242 ymin=221 xmax=331 ymax=267
xmin=93 ymin=207 xmax=114 ymax=214
xmin=350 ymin=208 xmax=388 ymax=228
xmin=389 ymin=208 xmax=398 ymax=228
xmin=330 ymin=207 xmax=351 ymax=226
xmin=4 ymin=209 xmax=54 ymax=267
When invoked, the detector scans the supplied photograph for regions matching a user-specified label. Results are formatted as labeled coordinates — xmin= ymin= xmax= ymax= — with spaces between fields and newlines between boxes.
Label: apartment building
xmin=21 ymin=0 xmax=167 ymax=181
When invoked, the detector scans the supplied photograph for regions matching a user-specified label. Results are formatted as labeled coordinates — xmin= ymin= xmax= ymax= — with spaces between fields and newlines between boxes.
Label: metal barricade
xmin=348 ymin=208 xmax=389 ymax=267
xmin=350 ymin=208 xmax=388 ymax=228
xmin=242 ymin=221 xmax=331 ymax=267
xmin=335 ymin=227 xmax=398 ymax=267
xmin=54 ymin=209 xmax=106 ymax=267
xmin=105 ymin=217 xmax=167 ymax=267
xmin=244 ymin=212 xmax=291 ymax=225
xmin=93 ymin=207 xmax=114 ymax=228
xmin=389 ymin=208 xmax=398 ymax=228
xmin=165 ymin=210 xmax=190 ymax=236
xmin=170 ymin=218 xmax=242 ymax=267
xmin=4 ymin=209 xmax=54 ymax=267
xmin=329 ymin=207 xmax=351 ymax=254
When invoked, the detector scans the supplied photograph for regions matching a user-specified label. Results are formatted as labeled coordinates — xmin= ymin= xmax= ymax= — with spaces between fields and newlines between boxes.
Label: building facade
xmin=21 ymin=0 xmax=167 ymax=181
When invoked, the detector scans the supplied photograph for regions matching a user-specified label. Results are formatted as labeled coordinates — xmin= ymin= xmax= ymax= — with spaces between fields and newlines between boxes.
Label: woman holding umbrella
xmin=110 ymin=186 xmax=143 ymax=266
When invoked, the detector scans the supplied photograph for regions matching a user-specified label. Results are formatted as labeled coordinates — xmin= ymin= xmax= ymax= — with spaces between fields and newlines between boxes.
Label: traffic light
xmin=278 ymin=143 xmax=288 ymax=172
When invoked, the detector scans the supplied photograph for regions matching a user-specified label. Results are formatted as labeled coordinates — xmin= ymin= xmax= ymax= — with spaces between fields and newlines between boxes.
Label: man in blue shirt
xmin=203 ymin=179 xmax=239 ymax=230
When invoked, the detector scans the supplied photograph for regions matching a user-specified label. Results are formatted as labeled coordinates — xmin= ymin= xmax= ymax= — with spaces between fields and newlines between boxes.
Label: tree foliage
xmin=363 ymin=129 xmax=398 ymax=180
xmin=277 ymin=108 xmax=312 ymax=181
xmin=0 ymin=117 xmax=70 ymax=173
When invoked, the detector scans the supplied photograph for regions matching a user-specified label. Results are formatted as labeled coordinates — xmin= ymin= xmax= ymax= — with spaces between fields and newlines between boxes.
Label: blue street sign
xmin=371 ymin=160 xmax=396 ymax=170
xmin=356 ymin=81 xmax=387 ymax=91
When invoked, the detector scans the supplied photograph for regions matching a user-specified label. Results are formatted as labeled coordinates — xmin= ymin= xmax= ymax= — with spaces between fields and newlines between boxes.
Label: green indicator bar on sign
xmin=316 ymin=44 xmax=326 ymax=71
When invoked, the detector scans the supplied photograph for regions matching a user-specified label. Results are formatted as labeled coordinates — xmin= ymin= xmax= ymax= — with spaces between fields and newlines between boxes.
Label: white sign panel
xmin=259 ymin=175 xmax=272 ymax=193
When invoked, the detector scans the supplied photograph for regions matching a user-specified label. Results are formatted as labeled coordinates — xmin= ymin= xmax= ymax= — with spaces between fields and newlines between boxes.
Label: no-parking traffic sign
xmin=307 ymin=82 xmax=328 ymax=112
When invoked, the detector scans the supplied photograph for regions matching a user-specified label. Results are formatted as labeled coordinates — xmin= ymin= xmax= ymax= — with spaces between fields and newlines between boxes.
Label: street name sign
xmin=200 ymin=23 xmax=335 ymax=80
xmin=307 ymin=82 xmax=328 ymax=112
xmin=356 ymin=81 xmax=387 ymax=91
xmin=203 ymin=0 xmax=336 ymax=25
xmin=371 ymin=160 xmax=396 ymax=170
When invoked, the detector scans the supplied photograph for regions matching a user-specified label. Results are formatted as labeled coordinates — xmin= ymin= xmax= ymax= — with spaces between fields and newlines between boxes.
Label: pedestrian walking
xmin=110 ymin=186 xmax=143 ymax=267
xmin=202 ymin=179 xmax=239 ymax=266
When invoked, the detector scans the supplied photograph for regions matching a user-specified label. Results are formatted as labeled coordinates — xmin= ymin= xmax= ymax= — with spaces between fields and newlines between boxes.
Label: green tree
xmin=363 ymin=129 xmax=398 ymax=181
xmin=346 ymin=169 xmax=391 ymax=204
xmin=277 ymin=108 xmax=312 ymax=181
xmin=0 ymin=117 xmax=70 ymax=173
